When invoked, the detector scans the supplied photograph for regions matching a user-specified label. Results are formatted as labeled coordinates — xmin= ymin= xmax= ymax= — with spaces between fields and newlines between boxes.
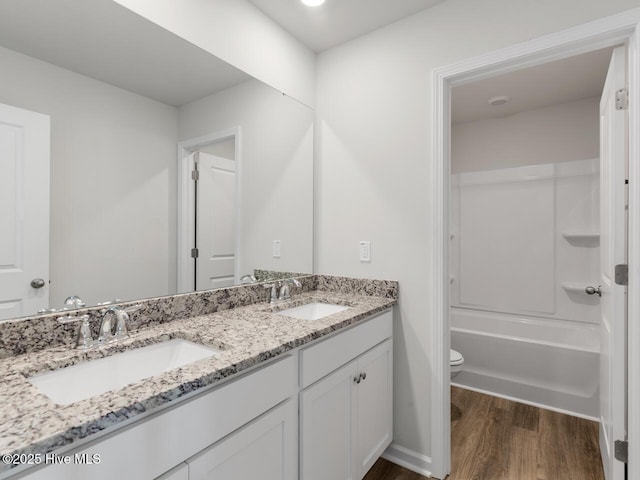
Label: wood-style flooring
xmin=363 ymin=387 xmax=604 ymax=480
xmin=363 ymin=458 xmax=428 ymax=480
xmin=450 ymin=387 xmax=603 ymax=479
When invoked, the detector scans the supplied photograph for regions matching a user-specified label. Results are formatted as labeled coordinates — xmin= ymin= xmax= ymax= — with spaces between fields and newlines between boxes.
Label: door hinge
xmin=615 ymin=440 xmax=628 ymax=463
xmin=191 ymin=248 xmax=199 ymax=259
xmin=616 ymin=88 xmax=629 ymax=110
xmin=191 ymin=169 xmax=199 ymax=181
xmin=615 ymin=264 xmax=628 ymax=286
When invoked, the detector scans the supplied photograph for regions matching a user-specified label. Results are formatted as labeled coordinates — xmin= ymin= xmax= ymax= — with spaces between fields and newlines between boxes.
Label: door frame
xmin=177 ymin=127 xmax=242 ymax=293
xmin=430 ymin=9 xmax=640 ymax=479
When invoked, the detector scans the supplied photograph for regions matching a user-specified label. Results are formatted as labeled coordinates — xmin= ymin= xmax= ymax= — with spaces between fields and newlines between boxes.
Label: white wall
xmin=452 ymin=97 xmax=600 ymax=173
xmin=113 ymin=0 xmax=316 ymax=108
xmin=0 ymin=46 xmax=178 ymax=308
xmin=315 ymin=0 xmax=640 ymax=468
xmin=178 ymin=79 xmax=314 ymax=278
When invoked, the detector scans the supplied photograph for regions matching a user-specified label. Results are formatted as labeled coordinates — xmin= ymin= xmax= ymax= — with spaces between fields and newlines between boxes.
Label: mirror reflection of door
xmin=0 ymin=102 xmax=50 ymax=319
xmin=193 ymin=146 xmax=238 ymax=290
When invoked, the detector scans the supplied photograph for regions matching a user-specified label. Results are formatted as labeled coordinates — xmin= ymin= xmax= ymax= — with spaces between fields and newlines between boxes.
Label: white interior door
xmin=599 ymin=45 xmax=627 ymax=480
xmin=196 ymin=151 xmax=237 ymax=290
xmin=0 ymin=102 xmax=50 ymax=320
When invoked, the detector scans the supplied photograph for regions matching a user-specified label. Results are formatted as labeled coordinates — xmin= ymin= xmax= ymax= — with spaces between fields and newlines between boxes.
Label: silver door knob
xmin=31 ymin=278 xmax=46 ymax=289
xmin=585 ymin=285 xmax=602 ymax=297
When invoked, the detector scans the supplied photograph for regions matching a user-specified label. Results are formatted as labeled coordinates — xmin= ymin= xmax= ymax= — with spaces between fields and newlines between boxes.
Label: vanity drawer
xmin=299 ymin=309 xmax=392 ymax=388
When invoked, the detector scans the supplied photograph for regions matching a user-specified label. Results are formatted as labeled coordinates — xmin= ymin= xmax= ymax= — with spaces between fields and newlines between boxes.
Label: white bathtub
xmin=450 ymin=307 xmax=599 ymax=420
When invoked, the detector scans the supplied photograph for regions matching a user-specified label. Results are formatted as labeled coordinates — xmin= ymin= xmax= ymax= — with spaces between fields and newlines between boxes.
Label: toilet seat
xmin=450 ymin=349 xmax=464 ymax=366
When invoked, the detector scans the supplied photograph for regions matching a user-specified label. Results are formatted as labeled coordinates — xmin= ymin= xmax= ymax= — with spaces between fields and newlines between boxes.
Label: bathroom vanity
xmin=0 ymin=276 xmax=396 ymax=480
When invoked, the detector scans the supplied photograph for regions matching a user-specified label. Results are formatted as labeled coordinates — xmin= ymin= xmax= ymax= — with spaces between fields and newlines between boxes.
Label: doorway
xmin=177 ymin=128 xmax=242 ymax=293
xmin=430 ymin=13 xmax=640 ymax=480
xmin=447 ymin=46 xmax=616 ymax=479
xmin=193 ymin=146 xmax=237 ymax=290
xmin=0 ymin=102 xmax=50 ymax=319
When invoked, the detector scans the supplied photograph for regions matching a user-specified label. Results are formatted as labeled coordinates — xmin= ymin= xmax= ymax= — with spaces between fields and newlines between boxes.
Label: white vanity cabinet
xmin=300 ymin=360 xmax=357 ymax=479
xmin=354 ymin=339 xmax=393 ymax=476
xmin=299 ymin=310 xmax=393 ymax=480
xmin=187 ymin=399 xmax=297 ymax=480
xmin=18 ymin=355 xmax=296 ymax=480
xmin=13 ymin=308 xmax=393 ymax=480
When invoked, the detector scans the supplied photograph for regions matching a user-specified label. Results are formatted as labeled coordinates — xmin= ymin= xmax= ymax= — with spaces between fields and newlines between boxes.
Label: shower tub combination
xmin=450 ymin=307 xmax=599 ymax=420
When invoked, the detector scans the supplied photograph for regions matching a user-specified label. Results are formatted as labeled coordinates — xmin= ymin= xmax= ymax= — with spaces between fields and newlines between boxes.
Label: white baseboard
xmin=382 ymin=443 xmax=432 ymax=478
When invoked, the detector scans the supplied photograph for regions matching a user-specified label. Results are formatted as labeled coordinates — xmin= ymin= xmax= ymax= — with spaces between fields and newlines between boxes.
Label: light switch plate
xmin=359 ymin=241 xmax=371 ymax=262
xmin=273 ymin=240 xmax=281 ymax=258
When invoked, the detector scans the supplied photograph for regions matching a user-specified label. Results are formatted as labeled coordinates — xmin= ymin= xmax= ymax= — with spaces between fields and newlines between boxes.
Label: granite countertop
xmin=0 ymin=287 xmax=395 ymax=473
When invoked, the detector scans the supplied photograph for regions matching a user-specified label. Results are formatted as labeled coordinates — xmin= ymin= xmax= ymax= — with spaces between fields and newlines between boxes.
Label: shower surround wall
xmin=450 ymin=158 xmax=600 ymax=323
xmin=450 ymin=97 xmax=601 ymax=418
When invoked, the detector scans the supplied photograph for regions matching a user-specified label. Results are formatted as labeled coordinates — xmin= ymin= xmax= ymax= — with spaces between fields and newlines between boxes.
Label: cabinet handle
xmin=354 ymin=372 xmax=367 ymax=384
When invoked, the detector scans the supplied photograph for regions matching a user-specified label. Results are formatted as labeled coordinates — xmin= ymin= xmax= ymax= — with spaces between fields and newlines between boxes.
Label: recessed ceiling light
xmin=300 ymin=0 xmax=325 ymax=6
xmin=488 ymin=95 xmax=509 ymax=106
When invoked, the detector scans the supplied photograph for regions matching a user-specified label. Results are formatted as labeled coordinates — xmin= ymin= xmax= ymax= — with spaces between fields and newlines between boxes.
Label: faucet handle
xmin=285 ymin=278 xmax=302 ymax=288
xmin=38 ymin=307 xmax=60 ymax=314
xmin=123 ymin=304 xmax=142 ymax=314
xmin=57 ymin=314 xmax=94 ymax=349
xmin=263 ymin=283 xmax=277 ymax=304
xmin=57 ymin=313 xmax=88 ymax=324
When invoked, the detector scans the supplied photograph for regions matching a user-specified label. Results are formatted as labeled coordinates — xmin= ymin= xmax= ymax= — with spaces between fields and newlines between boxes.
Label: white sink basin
xmin=277 ymin=302 xmax=350 ymax=321
xmin=27 ymin=339 xmax=220 ymax=405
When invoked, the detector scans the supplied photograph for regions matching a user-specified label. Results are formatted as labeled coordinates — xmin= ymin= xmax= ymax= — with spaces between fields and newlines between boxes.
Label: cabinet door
xmin=355 ymin=339 xmax=393 ymax=479
xmin=188 ymin=399 xmax=297 ymax=480
xmin=300 ymin=360 xmax=358 ymax=480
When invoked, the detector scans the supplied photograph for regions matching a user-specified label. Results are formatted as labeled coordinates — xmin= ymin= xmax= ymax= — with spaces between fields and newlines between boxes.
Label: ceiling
xmin=0 ymin=0 xmax=250 ymax=107
xmin=452 ymin=47 xmax=614 ymax=124
xmin=248 ymin=0 xmax=444 ymax=52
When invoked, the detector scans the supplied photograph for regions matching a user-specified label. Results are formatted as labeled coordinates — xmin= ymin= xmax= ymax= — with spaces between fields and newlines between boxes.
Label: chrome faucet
xmin=264 ymin=278 xmax=302 ymax=304
xmin=64 ymin=295 xmax=86 ymax=309
xmin=38 ymin=295 xmax=87 ymax=314
xmin=98 ymin=304 xmax=142 ymax=345
xmin=57 ymin=304 xmax=141 ymax=350
xmin=240 ymin=274 xmax=257 ymax=284
xmin=99 ymin=307 xmax=123 ymax=344
xmin=278 ymin=278 xmax=302 ymax=301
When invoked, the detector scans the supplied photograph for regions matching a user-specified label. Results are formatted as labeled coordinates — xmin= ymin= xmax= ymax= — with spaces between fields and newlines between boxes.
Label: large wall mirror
xmin=0 ymin=0 xmax=313 ymax=321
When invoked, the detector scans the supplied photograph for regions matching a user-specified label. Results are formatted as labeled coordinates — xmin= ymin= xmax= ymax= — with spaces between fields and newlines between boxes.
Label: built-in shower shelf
xmin=562 ymin=232 xmax=600 ymax=247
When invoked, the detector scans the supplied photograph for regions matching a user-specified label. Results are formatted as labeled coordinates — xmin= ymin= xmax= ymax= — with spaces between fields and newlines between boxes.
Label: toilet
xmin=450 ymin=349 xmax=464 ymax=379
